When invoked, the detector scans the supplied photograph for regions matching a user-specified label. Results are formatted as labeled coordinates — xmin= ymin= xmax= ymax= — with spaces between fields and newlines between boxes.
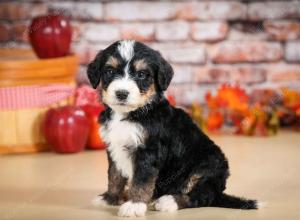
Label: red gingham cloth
xmin=0 ymin=84 xmax=75 ymax=110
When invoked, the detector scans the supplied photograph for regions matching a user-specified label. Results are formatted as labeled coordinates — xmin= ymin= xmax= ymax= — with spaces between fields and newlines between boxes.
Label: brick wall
xmin=1 ymin=0 xmax=300 ymax=105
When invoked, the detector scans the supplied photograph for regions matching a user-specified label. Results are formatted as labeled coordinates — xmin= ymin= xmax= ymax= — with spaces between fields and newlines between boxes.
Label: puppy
xmin=88 ymin=40 xmax=258 ymax=217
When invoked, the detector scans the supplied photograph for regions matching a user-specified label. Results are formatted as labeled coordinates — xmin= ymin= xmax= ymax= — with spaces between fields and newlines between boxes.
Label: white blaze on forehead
xmin=118 ymin=40 xmax=135 ymax=61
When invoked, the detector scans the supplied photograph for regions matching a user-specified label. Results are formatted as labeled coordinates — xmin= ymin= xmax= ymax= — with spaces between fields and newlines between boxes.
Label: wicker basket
xmin=0 ymin=48 xmax=78 ymax=154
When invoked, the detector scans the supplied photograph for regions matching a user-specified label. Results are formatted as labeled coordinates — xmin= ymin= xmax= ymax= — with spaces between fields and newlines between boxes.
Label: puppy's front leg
xmin=92 ymin=153 xmax=127 ymax=206
xmin=118 ymin=147 xmax=158 ymax=217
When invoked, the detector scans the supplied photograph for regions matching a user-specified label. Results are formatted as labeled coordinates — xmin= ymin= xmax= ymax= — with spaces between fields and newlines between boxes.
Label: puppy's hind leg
xmin=153 ymin=173 xmax=215 ymax=211
xmin=154 ymin=194 xmax=192 ymax=212
xmin=187 ymin=176 xmax=258 ymax=209
xmin=187 ymin=178 xmax=218 ymax=208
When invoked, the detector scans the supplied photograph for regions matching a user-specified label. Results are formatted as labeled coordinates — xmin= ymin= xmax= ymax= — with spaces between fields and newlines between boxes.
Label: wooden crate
xmin=0 ymin=48 xmax=78 ymax=154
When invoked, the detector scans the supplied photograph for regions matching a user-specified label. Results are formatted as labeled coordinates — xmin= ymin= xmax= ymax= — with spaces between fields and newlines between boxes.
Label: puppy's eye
xmin=105 ymin=69 xmax=114 ymax=75
xmin=136 ymin=71 xmax=147 ymax=80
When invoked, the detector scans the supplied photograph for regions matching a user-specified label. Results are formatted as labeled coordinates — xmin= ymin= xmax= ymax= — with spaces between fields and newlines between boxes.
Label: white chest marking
xmin=100 ymin=112 xmax=146 ymax=179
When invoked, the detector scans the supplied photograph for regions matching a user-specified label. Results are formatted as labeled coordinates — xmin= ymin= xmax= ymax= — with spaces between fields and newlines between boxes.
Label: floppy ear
xmin=87 ymin=51 xmax=103 ymax=89
xmin=156 ymin=52 xmax=174 ymax=91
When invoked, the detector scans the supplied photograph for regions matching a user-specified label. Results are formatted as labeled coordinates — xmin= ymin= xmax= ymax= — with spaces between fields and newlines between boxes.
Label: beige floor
xmin=0 ymin=131 xmax=300 ymax=220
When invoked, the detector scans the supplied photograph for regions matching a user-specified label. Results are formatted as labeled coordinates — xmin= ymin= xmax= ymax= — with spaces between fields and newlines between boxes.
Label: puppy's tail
xmin=213 ymin=193 xmax=258 ymax=209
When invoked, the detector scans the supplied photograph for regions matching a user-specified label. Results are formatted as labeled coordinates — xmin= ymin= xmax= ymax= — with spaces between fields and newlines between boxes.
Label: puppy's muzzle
xmin=115 ymin=90 xmax=129 ymax=102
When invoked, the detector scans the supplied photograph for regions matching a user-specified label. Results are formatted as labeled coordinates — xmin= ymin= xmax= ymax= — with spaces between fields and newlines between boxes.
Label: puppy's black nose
xmin=115 ymin=90 xmax=129 ymax=101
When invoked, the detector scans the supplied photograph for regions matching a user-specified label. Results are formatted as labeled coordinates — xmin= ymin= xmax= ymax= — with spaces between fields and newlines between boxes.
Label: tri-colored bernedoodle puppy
xmin=87 ymin=40 xmax=259 ymax=217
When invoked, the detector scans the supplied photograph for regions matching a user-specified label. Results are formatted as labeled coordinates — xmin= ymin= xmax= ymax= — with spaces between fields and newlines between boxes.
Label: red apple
xmin=29 ymin=14 xmax=72 ymax=58
xmin=43 ymin=106 xmax=89 ymax=153
xmin=81 ymin=104 xmax=106 ymax=150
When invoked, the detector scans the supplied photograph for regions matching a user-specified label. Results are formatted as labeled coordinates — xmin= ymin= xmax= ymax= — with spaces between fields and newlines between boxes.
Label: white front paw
xmin=91 ymin=195 xmax=108 ymax=207
xmin=154 ymin=195 xmax=178 ymax=212
xmin=118 ymin=200 xmax=147 ymax=217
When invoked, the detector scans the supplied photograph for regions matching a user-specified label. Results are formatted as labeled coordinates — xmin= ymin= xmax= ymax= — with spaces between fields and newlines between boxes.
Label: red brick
xmin=191 ymin=22 xmax=228 ymax=42
xmin=0 ymin=23 xmax=11 ymax=42
xmin=72 ymin=42 xmax=109 ymax=65
xmin=76 ymin=65 xmax=89 ymax=85
xmin=194 ymin=65 xmax=267 ymax=85
xmin=264 ymin=21 xmax=300 ymax=40
xmin=89 ymin=43 xmax=113 ymax=59
xmin=49 ymin=2 xmax=103 ymax=21
xmin=267 ymin=64 xmax=300 ymax=82
xmin=207 ymin=67 xmax=231 ymax=83
xmin=30 ymin=3 xmax=48 ymax=19
xmin=193 ymin=67 xmax=213 ymax=84
xmin=0 ymin=22 xmax=27 ymax=43
xmin=228 ymin=21 xmax=268 ymax=41
xmin=194 ymin=66 xmax=231 ymax=84
xmin=230 ymin=66 xmax=267 ymax=84
xmin=48 ymin=2 xmax=72 ymax=18
xmin=228 ymin=29 xmax=268 ymax=41
xmin=176 ymin=1 xmax=247 ymax=20
xmin=156 ymin=21 xmax=189 ymax=41
xmin=168 ymin=84 xmax=213 ymax=105
xmin=209 ymin=42 xmax=283 ymax=63
xmin=151 ymin=43 xmax=206 ymax=64
xmin=106 ymin=1 xmax=246 ymax=22
xmin=285 ymin=41 xmax=300 ymax=62
xmin=172 ymin=65 xmax=235 ymax=85
xmin=105 ymin=2 xmax=177 ymax=21
xmin=0 ymin=3 xmax=29 ymax=20
xmin=11 ymin=22 xmax=28 ymax=42
xmin=72 ymin=42 xmax=90 ymax=65
xmin=71 ymin=22 xmax=83 ymax=42
xmin=120 ymin=23 xmax=155 ymax=42
xmin=0 ymin=3 xmax=47 ymax=20
xmin=84 ymin=24 xmax=120 ymax=43
xmin=171 ymin=65 xmax=196 ymax=84
xmin=248 ymin=1 xmax=300 ymax=20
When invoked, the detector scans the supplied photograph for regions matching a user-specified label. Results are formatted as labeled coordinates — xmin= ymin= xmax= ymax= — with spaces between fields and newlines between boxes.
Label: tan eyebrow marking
xmin=139 ymin=84 xmax=155 ymax=108
xmin=133 ymin=59 xmax=148 ymax=71
xmin=105 ymin=56 xmax=120 ymax=68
